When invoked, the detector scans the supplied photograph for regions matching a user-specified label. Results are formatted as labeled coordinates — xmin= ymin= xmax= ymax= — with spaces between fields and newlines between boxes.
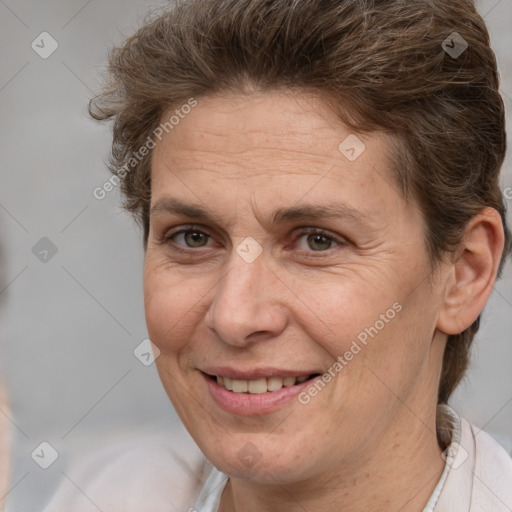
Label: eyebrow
xmin=150 ymin=197 xmax=371 ymax=228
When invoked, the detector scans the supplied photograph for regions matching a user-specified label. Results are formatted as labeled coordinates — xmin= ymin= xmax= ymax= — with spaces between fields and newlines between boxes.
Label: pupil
xmin=187 ymin=231 xmax=206 ymax=247
xmin=309 ymin=234 xmax=330 ymax=251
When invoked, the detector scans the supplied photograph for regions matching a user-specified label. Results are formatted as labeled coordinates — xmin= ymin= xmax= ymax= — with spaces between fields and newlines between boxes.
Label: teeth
xmin=215 ymin=375 xmax=311 ymax=393
xmin=267 ymin=376 xmax=284 ymax=392
xmin=232 ymin=379 xmax=248 ymax=393
xmin=248 ymin=378 xmax=268 ymax=394
xmin=283 ymin=377 xmax=296 ymax=387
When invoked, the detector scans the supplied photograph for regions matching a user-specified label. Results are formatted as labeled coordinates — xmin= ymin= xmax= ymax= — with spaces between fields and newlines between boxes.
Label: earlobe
xmin=437 ymin=207 xmax=505 ymax=335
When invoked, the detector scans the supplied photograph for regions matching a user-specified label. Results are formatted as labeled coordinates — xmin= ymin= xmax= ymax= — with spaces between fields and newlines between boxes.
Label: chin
xmin=199 ymin=434 xmax=312 ymax=482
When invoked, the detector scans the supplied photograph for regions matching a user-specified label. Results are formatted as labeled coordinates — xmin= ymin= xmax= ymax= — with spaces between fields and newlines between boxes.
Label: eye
xmin=162 ymin=225 xmax=346 ymax=255
xmin=293 ymin=228 xmax=345 ymax=252
xmin=166 ymin=227 xmax=212 ymax=249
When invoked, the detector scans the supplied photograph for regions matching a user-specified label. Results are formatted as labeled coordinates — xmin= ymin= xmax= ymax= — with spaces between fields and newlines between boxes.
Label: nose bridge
xmin=206 ymin=249 xmax=286 ymax=346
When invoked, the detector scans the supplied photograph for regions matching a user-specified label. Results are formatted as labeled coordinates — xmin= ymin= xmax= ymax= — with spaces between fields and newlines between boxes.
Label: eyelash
xmin=162 ymin=225 xmax=347 ymax=256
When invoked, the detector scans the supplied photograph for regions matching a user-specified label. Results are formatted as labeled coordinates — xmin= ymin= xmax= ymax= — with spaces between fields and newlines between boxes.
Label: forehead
xmin=152 ymin=91 xmax=394 ymax=182
xmin=157 ymin=91 xmax=348 ymax=154
xmin=149 ymin=91 xmax=408 ymax=227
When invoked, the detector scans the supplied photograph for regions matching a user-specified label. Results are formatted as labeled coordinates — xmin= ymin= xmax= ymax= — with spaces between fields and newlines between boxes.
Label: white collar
xmin=422 ymin=404 xmax=462 ymax=511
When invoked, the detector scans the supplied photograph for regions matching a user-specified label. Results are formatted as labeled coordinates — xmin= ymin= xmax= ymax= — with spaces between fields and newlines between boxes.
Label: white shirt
xmin=43 ymin=406 xmax=512 ymax=512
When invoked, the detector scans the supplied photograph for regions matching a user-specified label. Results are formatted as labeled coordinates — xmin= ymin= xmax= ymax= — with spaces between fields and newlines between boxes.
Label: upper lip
xmin=200 ymin=366 xmax=320 ymax=380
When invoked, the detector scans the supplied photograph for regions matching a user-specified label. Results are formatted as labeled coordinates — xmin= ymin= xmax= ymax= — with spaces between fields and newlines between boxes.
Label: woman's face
xmin=144 ymin=91 xmax=447 ymax=483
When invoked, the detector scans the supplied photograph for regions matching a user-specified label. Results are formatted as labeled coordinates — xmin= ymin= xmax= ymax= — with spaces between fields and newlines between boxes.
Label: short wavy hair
xmin=90 ymin=0 xmax=511 ymax=404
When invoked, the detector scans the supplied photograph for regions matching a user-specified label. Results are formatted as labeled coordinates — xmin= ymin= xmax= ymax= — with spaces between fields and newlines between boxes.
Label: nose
xmin=204 ymin=250 xmax=288 ymax=348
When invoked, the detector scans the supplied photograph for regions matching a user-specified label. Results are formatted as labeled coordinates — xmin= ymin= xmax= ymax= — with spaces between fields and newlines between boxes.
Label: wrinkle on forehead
xmin=155 ymin=90 xmax=371 ymax=157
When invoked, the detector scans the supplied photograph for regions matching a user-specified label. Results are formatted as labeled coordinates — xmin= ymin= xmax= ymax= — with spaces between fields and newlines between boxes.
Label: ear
xmin=437 ymin=207 xmax=505 ymax=335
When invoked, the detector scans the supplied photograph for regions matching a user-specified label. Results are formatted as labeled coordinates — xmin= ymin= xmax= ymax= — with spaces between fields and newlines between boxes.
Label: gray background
xmin=0 ymin=0 xmax=511 ymax=510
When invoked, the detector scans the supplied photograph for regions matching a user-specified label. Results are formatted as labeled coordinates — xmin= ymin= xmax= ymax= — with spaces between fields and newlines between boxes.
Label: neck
xmin=219 ymin=406 xmax=445 ymax=512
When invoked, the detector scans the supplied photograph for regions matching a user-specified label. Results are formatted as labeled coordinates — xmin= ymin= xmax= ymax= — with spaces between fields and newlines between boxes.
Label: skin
xmin=143 ymin=90 xmax=504 ymax=512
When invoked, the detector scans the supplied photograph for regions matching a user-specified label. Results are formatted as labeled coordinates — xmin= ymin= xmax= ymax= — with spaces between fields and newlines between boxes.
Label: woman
xmin=45 ymin=0 xmax=512 ymax=510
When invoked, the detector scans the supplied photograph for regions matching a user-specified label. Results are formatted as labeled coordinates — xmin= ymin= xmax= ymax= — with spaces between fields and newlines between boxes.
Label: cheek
xmin=143 ymin=270 xmax=203 ymax=353
xmin=296 ymin=277 xmax=395 ymax=351
xmin=294 ymin=273 xmax=429 ymax=402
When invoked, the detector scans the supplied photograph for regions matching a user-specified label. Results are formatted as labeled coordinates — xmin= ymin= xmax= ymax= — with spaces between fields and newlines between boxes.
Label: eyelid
xmin=164 ymin=224 xmax=210 ymax=239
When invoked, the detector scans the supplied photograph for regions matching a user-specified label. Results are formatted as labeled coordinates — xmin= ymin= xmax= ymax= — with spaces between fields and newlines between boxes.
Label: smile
xmin=213 ymin=374 xmax=316 ymax=394
xmin=201 ymin=370 xmax=323 ymax=415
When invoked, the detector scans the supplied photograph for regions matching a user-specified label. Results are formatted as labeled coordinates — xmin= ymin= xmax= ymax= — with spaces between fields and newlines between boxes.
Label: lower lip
xmin=202 ymin=372 xmax=318 ymax=415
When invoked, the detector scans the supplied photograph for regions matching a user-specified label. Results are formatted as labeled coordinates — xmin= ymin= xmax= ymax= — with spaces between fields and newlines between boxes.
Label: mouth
xmin=203 ymin=372 xmax=322 ymax=394
xmin=199 ymin=366 xmax=325 ymax=414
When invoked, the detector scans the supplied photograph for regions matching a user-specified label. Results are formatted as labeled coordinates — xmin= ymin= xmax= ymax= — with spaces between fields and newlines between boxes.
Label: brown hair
xmin=90 ymin=0 xmax=511 ymax=404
